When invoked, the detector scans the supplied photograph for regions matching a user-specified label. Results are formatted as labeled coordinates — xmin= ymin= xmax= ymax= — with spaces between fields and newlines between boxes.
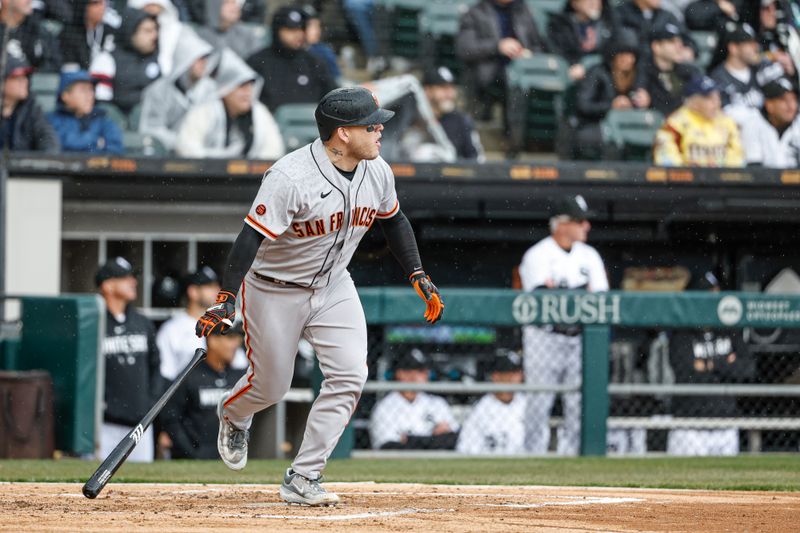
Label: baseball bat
xmin=82 ymin=347 xmax=208 ymax=499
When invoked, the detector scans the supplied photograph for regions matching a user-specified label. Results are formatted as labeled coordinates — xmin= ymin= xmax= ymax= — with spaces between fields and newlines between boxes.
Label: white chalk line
xmin=221 ymin=507 xmax=454 ymax=521
xmin=479 ymin=497 xmax=644 ymax=509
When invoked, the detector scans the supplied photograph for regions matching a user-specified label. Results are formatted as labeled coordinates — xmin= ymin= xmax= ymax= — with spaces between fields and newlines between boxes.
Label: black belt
xmin=253 ymin=272 xmax=305 ymax=287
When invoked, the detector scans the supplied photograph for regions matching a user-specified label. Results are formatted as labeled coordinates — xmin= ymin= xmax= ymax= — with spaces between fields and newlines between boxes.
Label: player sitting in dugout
xmin=369 ymin=348 xmax=459 ymax=450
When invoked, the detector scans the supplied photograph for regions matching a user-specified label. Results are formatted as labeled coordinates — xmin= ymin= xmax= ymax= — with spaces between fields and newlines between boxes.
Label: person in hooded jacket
xmin=175 ymin=48 xmax=285 ymax=159
xmin=47 ymin=70 xmax=123 ymax=154
xmin=196 ymin=0 xmax=263 ymax=61
xmin=127 ymin=0 xmax=185 ymax=76
xmin=0 ymin=52 xmax=59 ymax=152
xmin=139 ymin=26 xmax=217 ymax=152
xmin=0 ymin=0 xmax=62 ymax=71
xmin=547 ymin=0 xmax=616 ymax=81
xmin=60 ymin=0 xmax=121 ymax=71
xmin=90 ymin=7 xmax=161 ymax=115
xmin=246 ymin=5 xmax=337 ymax=113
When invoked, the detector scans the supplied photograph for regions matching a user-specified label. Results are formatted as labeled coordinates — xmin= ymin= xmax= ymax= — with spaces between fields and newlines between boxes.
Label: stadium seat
xmin=525 ymin=0 xmax=567 ymax=36
xmin=418 ymin=3 xmax=471 ymax=75
xmin=96 ymin=102 xmax=129 ymax=130
xmin=30 ymin=72 xmax=60 ymax=96
xmin=600 ymin=109 xmax=664 ymax=161
xmin=123 ymin=131 xmax=167 ymax=157
xmin=691 ymin=31 xmax=718 ymax=70
xmin=273 ymin=103 xmax=320 ymax=151
xmin=580 ymin=54 xmax=603 ymax=70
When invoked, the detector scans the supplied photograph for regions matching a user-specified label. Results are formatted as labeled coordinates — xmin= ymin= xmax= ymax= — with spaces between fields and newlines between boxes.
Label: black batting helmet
xmin=315 ymin=87 xmax=395 ymax=141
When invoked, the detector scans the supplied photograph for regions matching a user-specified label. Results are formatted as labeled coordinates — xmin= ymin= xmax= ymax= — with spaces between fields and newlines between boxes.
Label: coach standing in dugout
xmin=96 ymin=257 xmax=162 ymax=462
xmin=518 ymin=195 xmax=608 ymax=455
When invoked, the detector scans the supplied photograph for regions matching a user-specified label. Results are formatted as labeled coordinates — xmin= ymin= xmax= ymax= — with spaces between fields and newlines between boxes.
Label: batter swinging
xmin=195 ymin=87 xmax=444 ymax=506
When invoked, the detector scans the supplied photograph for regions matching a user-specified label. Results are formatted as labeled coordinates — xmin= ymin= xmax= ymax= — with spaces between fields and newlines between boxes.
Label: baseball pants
xmin=522 ymin=327 xmax=582 ymax=455
xmin=667 ymin=428 xmax=739 ymax=456
xmin=99 ymin=422 xmax=154 ymax=463
xmin=222 ymin=271 xmax=368 ymax=480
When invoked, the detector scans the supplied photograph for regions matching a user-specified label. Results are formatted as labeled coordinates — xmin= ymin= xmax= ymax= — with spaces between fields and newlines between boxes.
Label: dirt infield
xmin=1 ymin=482 xmax=798 ymax=532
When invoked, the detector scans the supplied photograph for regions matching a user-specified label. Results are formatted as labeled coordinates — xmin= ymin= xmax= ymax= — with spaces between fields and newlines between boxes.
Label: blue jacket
xmin=46 ymin=71 xmax=124 ymax=154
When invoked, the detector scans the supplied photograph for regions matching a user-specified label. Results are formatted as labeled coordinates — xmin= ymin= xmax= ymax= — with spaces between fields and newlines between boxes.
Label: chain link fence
xmin=352 ymin=322 xmax=800 ymax=455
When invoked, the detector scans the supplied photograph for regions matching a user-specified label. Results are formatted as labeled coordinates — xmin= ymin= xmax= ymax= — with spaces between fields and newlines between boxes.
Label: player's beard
xmin=353 ymin=137 xmax=380 ymax=161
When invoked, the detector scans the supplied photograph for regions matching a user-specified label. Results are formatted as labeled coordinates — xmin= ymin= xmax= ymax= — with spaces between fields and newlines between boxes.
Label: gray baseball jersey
xmin=244 ymin=138 xmax=399 ymax=288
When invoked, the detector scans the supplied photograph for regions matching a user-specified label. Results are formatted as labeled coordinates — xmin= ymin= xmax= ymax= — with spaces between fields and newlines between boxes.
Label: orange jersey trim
xmin=244 ymin=215 xmax=279 ymax=240
xmin=223 ymin=280 xmax=255 ymax=409
xmin=375 ymin=200 xmax=399 ymax=219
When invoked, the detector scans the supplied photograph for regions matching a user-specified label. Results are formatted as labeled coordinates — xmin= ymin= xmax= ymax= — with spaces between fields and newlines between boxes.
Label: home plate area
xmin=2 ymin=482 xmax=799 ymax=532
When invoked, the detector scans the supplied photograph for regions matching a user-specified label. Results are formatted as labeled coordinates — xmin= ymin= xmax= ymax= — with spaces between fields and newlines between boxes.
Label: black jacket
xmin=613 ymin=1 xmax=695 ymax=53
xmin=684 ymin=0 xmax=744 ymax=32
xmin=575 ymin=61 xmax=646 ymax=124
xmin=0 ymin=17 xmax=62 ymax=72
xmin=110 ymin=8 xmax=161 ymax=113
xmin=0 ymin=97 xmax=60 ymax=152
xmin=668 ymin=329 xmax=753 ymax=417
xmin=441 ymin=111 xmax=481 ymax=160
xmin=163 ymin=360 xmax=244 ymax=459
xmin=61 ymin=0 xmax=119 ymax=70
xmin=641 ymin=60 xmax=701 ymax=116
xmin=102 ymin=307 xmax=161 ymax=426
xmin=456 ymin=0 xmax=546 ymax=89
xmin=546 ymin=7 xmax=615 ymax=65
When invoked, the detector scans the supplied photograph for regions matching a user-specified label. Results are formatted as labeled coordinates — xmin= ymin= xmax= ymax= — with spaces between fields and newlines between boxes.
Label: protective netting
xmin=352 ymin=323 xmax=800 ymax=455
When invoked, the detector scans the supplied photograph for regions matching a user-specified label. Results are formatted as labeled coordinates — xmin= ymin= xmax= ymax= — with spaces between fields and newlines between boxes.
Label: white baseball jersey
xmin=156 ymin=311 xmax=247 ymax=380
xmin=369 ymin=391 xmax=458 ymax=449
xmin=244 ymin=139 xmax=399 ymax=289
xmin=728 ymin=104 xmax=800 ymax=168
xmin=456 ymin=394 xmax=526 ymax=455
xmin=519 ymin=237 xmax=608 ymax=292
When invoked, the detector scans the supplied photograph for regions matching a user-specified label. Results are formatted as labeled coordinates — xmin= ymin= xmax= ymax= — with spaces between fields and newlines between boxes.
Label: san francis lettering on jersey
xmin=291 ymin=207 xmax=378 ymax=238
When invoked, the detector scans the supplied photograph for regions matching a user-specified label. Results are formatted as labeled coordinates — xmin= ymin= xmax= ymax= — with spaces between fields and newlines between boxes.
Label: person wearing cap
xmin=96 ymin=257 xmax=162 ymax=463
xmin=369 ymin=348 xmax=458 ymax=450
xmin=246 ymin=5 xmax=338 ymax=113
xmin=175 ymin=48 xmax=285 ymax=159
xmin=456 ymin=349 xmax=526 ymax=455
xmin=0 ymin=0 xmax=63 ymax=72
xmin=195 ymin=85 xmax=443 ymax=504
xmin=640 ymin=21 xmax=702 ymax=116
xmin=666 ymin=271 xmax=753 ymax=456
xmin=60 ymin=0 xmax=121 ymax=71
xmin=0 ymin=50 xmax=60 ymax=153
xmin=614 ymin=0 xmax=695 ymax=56
xmin=653 ymin=75 xmax=744 ymax=166
xmin=90 ymin=7 xmax=161 ymax=114
xmin=518 ymin=194 xmax=608 ymax=455
xmin=195 ymin=0 xmax=264 ymax=61
xmin=139 ymin=26 xmax=218 ymax=152
xmin=570 ymin=31 xmax=650 ymax=159
xmin=684 ymin=0 xmax=743 ymax=32
xmin=547 ymin=0 xmax=615 ymax=82
xmin=302 ymin=4 xmax=341 ymax=82
xmin=736 ymin=77 xmax=800 ymax=167
xmin=709 ymin=22 xmax=781 ymax=110
xmin=46 ymin=69 xmax=124 ymax=154
xmin=162 ymin=325 xmax=246 ymax=459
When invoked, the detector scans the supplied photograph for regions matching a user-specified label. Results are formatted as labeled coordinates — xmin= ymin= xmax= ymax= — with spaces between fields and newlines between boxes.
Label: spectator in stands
xmin=343 ymin=0 xmax=382 ymax=75
xmin=139 ymin=27 xmax=217 ymax=152
xmin=47 ymin=70 xmax=123 ymax=154
xmin=653 ymin=75 xmax=744 ymax=166
xmin=456 ymin=0 xmax=546 ymax=120
xmin=547 ymin=0 xmax=616 ymax=81
xmin=302 ymin=4 xmax=341 ymax=82
xmin=175 ymin=48 xmax=285 ymax=159
xmin=196 ymin=0 xmax=264 ymax=61
xmin=61 ymin=0 xmax=120 ymax=71
xmin=33 ymin=0 xmax=74 ymax=23
xmin=572 ymin=36 xmax=650 ymax=159
xmin=667 ymin=271 xmax=753 ymax=456
xmin=614 ymin=0 xmax=695 ymax=60
xmin=96 ymin=257 xmax=161 ymax=463
xmin=246 ymin=6 xmax=337 ymax=113
xmin=91 ymin=7 xmax=161 ymax=115
xmin=641 ymin=22 xmax=701 ymax=116
xmin=0 ymin=52 xmax=59 ymax=152
xmin=163 ymin=325 xmax=245 ymax=459
xmin=684 ymin=0 xmax=743 ymax=32
xmin=369 ymin=348 xmax=458 ymax=450
xmin=758 ymin=0 xmax=796 ymax=79
xmin=185 ymin=0 xmax=264 ymax=26
xmin=0 ymin=0 xmax=62 ymax=71
xmin=738 ymin=77 xmax=800 ymax=167
xmin=456 ymin=349 xmax=526 ymax=455
xmin=128 ymin=0 xmax=183 ymax=76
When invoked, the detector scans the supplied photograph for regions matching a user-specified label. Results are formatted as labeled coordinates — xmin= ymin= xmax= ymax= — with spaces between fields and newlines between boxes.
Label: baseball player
xmin=195 ymin=86 xmax=444 ymax=506
xmin=456 ymin=349 xmax=526 ymax=455
xmin=519 ymin=195 xmax=608 ymax=455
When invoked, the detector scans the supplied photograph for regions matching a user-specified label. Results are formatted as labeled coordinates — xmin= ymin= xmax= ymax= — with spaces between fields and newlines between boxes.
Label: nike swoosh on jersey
xmin=321 ymin=190 xmax=332 ymax=198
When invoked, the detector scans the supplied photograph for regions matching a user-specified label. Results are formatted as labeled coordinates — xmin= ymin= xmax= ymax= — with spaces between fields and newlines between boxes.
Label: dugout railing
xmin=346 ymin=289 xmax=800 ymax=457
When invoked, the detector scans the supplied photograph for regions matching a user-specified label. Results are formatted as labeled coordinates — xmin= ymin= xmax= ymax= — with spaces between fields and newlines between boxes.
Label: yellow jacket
xmin=653 ymin=106 xmax=744 ymax=167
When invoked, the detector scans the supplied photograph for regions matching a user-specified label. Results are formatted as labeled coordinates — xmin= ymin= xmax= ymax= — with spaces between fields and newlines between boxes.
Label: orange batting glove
xmin=409 ymin=270 xmax=444 ymax=324
xmin=195 ymin=290 xmax=236 ymax=337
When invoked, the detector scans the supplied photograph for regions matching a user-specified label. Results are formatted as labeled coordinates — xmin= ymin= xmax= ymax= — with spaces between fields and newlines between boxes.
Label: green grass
xmin=1 ymin=456 xmax=799 ymax=491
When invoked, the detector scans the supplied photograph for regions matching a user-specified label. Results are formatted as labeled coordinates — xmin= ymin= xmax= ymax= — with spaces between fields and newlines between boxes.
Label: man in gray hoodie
xmin=196 ymin=0 xmax=264 ymax=61
xmin=139 ymin=26 xmax=217 ymax=151
xmin=175 ymin=48 xmax=285 ymax=159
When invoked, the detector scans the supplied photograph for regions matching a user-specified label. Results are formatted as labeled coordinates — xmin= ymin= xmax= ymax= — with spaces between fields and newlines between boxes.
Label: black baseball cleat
xmin=280 ymin=468 xmax=340 ymax=506
xmin=216 ymin=392 xmax=249 ymax=470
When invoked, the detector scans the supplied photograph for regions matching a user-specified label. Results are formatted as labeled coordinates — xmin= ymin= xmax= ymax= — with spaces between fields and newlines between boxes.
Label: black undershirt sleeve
xmin=377 ymin=209 xmax=423 ymax=278
xmin=220 ymin=224 xmax=265 ymax=295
